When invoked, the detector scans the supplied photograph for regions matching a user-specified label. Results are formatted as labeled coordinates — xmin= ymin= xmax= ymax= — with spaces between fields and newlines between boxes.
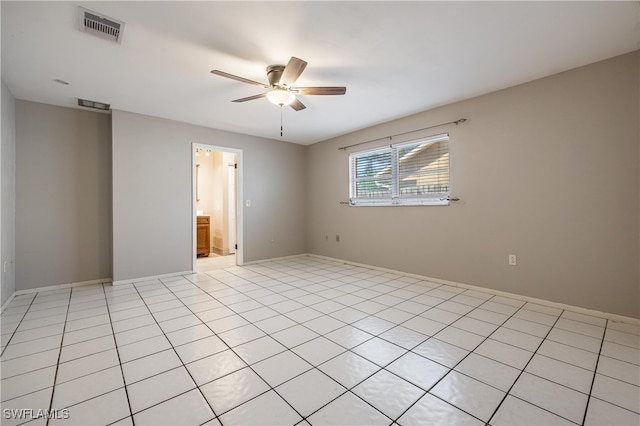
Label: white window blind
xmin=349 ymin=133 xmax=450 ymax=206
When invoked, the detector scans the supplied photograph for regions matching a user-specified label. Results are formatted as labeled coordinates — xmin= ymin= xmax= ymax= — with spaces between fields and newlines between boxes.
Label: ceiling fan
xmin=211 ymin=56 xmax=346 ymax=111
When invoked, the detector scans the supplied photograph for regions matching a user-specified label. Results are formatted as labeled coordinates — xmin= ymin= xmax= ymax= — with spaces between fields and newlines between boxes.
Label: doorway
xmin=192 ymin=143 xmax=243 ymax=272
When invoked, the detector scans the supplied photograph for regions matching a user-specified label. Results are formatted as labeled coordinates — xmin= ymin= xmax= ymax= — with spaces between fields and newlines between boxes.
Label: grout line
xmin=580 ymin=319 xmax=608 ymax=425
xmin=102 ymin=283 xmax=136 ymax=425
xmin=44 ymin=289 xmax=73 ymax=426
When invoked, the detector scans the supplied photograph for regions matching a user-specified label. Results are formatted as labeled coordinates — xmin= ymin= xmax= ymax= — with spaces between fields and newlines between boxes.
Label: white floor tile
xmin=324 ymin=325 xmax=373 ymax=349
xmin=474 ymin=339 xmax=533 ymax=370
xmin=597 ymin=355 xmax=640 ymax=386
xmin=510 ymin=372 xmax=588 ymax=423
xmin=52 ymin=366 xmax=124 ymax=408
xmin=387 ymin=351 xmax=450 ymax=391
xmin=2 ymin=334 xmax=63 ymax=360
xmin=1 ymin=348 xmax=59 ymax=379
xmin=318 ymin=351 xmax=380 ymax=389
xmin=233 ymin=336 xmax=286 ymax=365
xmin=353 ymin=369 xmax=425 ymax=419
xmin=398 ymin=393 xmax=484 ymax=426
xmin=434 ymin=326 xmax=485 ymax=351
xmin=585 ymin=396 xmax=640 ymax=426
xmin=253 ymin=315 xmax=296 ymax=334
xmin=133 ymin=389 xmax=215 ymax=426
xmin=375 ymin=307 xmax=415 ymax=324
xmin=546 ymin=327 xmax=602 ymax=353
xmin=271 ymin=324 xmax=319 ymax=348
xmin=186 ymin=349 xmax=246 ymax=386
xmin=56 ymin=349 xmax=120 ymax=384
xmin=174 ymin=335 xmax=228 ymax=364
xmin=600 ymin=340 xmax=640 ymax=366
xmin=555 ymin=318 xmax=605 ymax=339
xmin=0 ymin=387 xmax=52 ymax=426
xmin=0 ymin=366 xmax=56 ymax=402
xmin=303 ymin=315 xmax=346 ymax=335
xmin=200 ymin=367 xmax=269 ymax=415
xmin=307 ymin=391 xmax=390 ymax=426
xmin=605 ymin=329 xmax=640 ymax=349
xmin=292 ymin=336 xmax=346 ymax=366
xmin=431 ymin=370 xmax=505 ymax=422
xmin=59 ymin=335 xmax=115 ymax=363
xmin=114 ymin=324 xmax=163 ymax=347
xmin=217 ymin=324 xmax=265 ymax=347
xmin=352 ymin=337 xmax=406 ymax=367
xmin=379 ymin=326 xmax=427 ymax=350
xmin=537 ymin=339 xmax=598 ymax=370
xmin=219 ymin=390 xmax=302 ymax=426
xmin=50 ymin=388 xmax=130 ymax=426
xmin=118 ymin=335 xmax=172 ymax=363
xmin=490 ymin=395 xmax=574 ymax=426
xmin=455 ymin=353 xmax=520 ymax=392
xmin=127 ymin=366 xmax=196 ymax=414
xmin=591 ymin=373 xmax=640 ymax=414
xmin=412 ymin=338 xmax=469 ymax=368
xmin=121 ymin=349 xmax=182 ymax=385
xmin=276 ymin=369 xmax=344 ymax=417
xmin=252 ymin=350 xmax=312 ymax=387
xmin=525 ymin=353 xmax=594 ymax=393
xmin=165 ymin=323 xmax=215 ymax=346
xmin=62 ymin=323 xmax=113 ymax=347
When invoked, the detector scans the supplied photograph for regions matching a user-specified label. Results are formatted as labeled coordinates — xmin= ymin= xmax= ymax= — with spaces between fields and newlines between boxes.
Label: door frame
xmin=191 ymin=143 xmax=243 ymax=271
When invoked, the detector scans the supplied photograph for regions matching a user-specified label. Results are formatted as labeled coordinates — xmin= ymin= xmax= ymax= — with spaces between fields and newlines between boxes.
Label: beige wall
xmin=112 ymin=110 xmax=306 ymax=282
xmin=306 ymin=52 xmax=639 ymax=318
xmin=15 ymin=101 xmax=112 ymax=290
xmin=1 ymin=81 xmax=16 ymax=305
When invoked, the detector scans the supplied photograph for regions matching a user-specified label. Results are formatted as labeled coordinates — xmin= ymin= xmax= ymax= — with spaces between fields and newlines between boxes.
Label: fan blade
xmin=279 ymin=57 xmax=308 ymax=87
xmin=232 ymin=93 xmax=267 ymax=103
xmin=295 ymin=87 xmax=347 ymax=95
xmin=211 ymin=70 xmax=266 ymax=87
xmin=289 ymin=98 xmax=306 ymax=111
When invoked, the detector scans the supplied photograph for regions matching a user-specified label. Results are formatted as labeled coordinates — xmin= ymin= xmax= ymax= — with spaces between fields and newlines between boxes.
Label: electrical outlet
xmin=245 ymin=200 xmax=251 ymax=207
xmin=508 ymin=254 xmax=517 ymax=266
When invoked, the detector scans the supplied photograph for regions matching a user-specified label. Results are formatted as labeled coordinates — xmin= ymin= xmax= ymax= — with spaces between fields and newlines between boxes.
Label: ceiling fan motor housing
xmin=267 ymin=65 xmax=286 ymax=87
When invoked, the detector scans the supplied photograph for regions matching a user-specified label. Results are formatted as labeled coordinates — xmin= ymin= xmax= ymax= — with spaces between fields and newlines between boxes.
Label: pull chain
xmin=280 ymin=106 xmax=284 ymax=137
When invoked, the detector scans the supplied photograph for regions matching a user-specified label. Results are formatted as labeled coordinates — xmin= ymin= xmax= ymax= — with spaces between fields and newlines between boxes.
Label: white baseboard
xmin=112 ymin=270 xmax=193 ymax=286
xmin=1 ymin=292 xmax=16 ymax=313
xmin=242 ymin=253 xmax=309 ymax=266
xmin=306 ymin=254 xmax=639 ymax=325
xmin=13 ymin=278 xmax=113 ymax=296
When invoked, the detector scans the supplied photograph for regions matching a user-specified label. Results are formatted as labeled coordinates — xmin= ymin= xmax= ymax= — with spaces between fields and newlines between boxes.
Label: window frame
xmin=348 ymin=133 xmax=451 ymax=207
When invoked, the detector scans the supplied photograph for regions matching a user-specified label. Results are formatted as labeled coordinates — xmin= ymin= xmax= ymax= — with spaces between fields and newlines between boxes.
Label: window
xmin=349 ymin=133 xmax=450 ymax=206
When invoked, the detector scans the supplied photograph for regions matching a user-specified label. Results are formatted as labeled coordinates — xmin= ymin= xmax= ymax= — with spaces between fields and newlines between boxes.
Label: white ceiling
xmin=2 ymin=1 xmax=639 ymax=145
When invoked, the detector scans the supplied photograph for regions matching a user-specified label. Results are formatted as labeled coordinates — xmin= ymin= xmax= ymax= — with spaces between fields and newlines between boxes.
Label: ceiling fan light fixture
xmin=266 ymin=89 xmax=295 ymax=106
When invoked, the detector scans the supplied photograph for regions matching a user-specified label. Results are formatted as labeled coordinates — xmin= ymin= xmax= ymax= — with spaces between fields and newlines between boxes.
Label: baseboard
xmin=112 ymin=270 xmax=193 ymax=286
xmin=306 ymin=253 xmax=640 ymax=325
xmin=7 ymin=277 xmax=113 ymax=300
xmin=1 ymin=292 xmax=17 ymax=314
xmin=242 ymin=253 xmax=309 ymax=266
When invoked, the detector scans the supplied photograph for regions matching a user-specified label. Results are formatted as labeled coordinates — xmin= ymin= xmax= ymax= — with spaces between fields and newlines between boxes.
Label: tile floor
xmin=1 ymin=256 xmax=639 ymax=426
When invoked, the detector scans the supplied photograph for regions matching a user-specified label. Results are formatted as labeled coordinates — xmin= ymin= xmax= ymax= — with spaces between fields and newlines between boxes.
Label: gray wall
xmin=111 ymin=110 xmax=307 ymax=282
xmin=15 ymin=101 xmax=112 ymax=290
xmin=1 ymin=81 xmax=16 ymax=305
xmin=306 ymin=52 xmax=639 ymax=318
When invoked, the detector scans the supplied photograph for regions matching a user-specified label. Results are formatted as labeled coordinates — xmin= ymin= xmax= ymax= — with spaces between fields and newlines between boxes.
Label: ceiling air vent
xmin=78 ymin=7 xmax=125 ymax=44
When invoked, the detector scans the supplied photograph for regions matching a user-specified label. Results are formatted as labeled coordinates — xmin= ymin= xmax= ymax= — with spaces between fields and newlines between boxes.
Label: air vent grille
xmin=78 ymin=7 xmax=125 ymax=44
